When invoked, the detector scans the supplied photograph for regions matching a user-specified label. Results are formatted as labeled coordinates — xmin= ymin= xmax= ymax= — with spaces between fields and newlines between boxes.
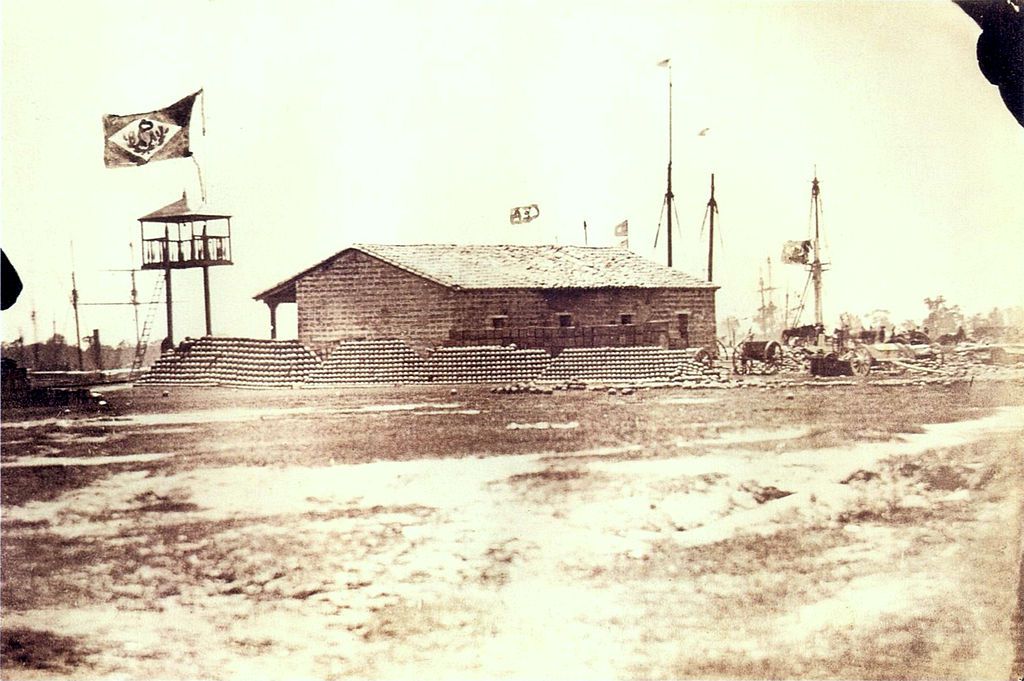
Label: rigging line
xmin=191 ymin=155 xmax=207 ymax=203
xmin=653 ymin=197 xmax=667 ymax=248
xmin=818 ymin=194 xmax=830 ymax=256
xmin=200 ymin=88 xmax=206 ymax=136
xmin=698 ymin=205 xmax=710 ymax=237
xmin=807 ymin=194 xmax=814 ymax=240
xmin=792 ymin=272 xmax=812 ymax=327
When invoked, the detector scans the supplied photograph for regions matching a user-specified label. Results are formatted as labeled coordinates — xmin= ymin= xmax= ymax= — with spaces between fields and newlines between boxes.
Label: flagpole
xmin=657 ymin=58 xmax=674 ymax=268
xmin=707 ymin=173 xmax=716 ymax=281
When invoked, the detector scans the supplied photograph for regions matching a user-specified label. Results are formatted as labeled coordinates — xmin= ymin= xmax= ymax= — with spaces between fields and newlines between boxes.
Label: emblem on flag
xmin=614 ymin=219 xmax=629 ymax=248
xmin=510 ymin=204 xmax=540 ymax=225
xmin=103 ymin=90 xmax=201 ymax=167
xmin=781 ymin=240 xmax=812 ymax=264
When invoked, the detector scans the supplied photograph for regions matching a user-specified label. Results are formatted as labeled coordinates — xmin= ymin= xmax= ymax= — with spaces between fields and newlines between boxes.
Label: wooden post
xmin=164 ymin=224 xmax=174 ymax=347
xmin=269 ymin=302 xmax=278 ymax=339
xmin=202 ymin=265 xmax=212 ymax=336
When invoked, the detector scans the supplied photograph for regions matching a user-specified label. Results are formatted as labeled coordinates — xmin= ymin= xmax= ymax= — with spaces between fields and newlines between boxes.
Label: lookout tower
xmin=139 ymin=192 xmax=232 ymax=347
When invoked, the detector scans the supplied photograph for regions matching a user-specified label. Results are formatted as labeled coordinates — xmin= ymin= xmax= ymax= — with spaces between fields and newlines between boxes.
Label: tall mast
xmin=70 ymin=243 xmax=84 ymax=370
xmin=665 ymin=60 xmax=674 ymax=267
xmin=811 ymin=174 xmax=823 ymax=327
xmin=30 ymin=304 xmax=40 ymax=368
xmin=129 ymin=243 xmax=141 ymax=347
xmin=706 ymin=173 xmax=717 ymax=281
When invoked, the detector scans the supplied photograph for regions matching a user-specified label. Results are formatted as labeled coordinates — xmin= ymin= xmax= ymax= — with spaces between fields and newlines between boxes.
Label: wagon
xmin=732 ymin=340 xmax=784 ymax=375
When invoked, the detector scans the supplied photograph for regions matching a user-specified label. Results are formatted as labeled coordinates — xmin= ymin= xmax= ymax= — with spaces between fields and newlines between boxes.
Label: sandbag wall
xmin=139 ymin=337 xmax=726 ymax=388
xmin=305 ymin=339 xmax=426 ymax=384
xmin=136 ymin=337 xmax=321 ymax=388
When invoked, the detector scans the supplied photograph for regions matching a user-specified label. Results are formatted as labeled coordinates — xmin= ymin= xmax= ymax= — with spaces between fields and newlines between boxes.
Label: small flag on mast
xmin=103 ymin=90 xmax=202 ymax=167
xmin=781 ymin=240 xmax=812 ymax=264
xmin=657 ymin=58 xmax=671 ymax=67
xmin=510 ymin=204 xmax=540 ymax=224
xmin=614 ymin=219 xmax=629 ymax=248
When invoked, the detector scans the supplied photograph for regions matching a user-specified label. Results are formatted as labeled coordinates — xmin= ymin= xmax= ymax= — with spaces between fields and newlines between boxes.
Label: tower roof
xmin=139 ymin=192 xmax=231 ymax=222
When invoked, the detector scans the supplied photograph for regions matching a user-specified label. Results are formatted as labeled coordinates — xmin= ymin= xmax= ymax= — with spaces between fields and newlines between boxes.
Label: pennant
xmin=614 ymin=219 xmax=629 ymax=248
xmin=103 ymin=90 xmax=201 ymax=167
xmin=781 ymin=240 xmax=812 ymax=264
xmin=509 ymin=204 xmax=540 ymax=225
xmin=657 ymin=58 xmax=671 ymax=67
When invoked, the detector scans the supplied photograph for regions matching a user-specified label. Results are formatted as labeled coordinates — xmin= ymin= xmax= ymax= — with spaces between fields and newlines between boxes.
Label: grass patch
xmin=1 ymin=627 xmax=94 ymax=672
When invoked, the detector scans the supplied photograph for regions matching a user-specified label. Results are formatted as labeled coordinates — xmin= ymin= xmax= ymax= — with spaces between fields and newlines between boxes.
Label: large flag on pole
xmin=614 ymin=219 xmax=629 ymax=248
xmin=103 ymin=90 xmax=202 ymax=167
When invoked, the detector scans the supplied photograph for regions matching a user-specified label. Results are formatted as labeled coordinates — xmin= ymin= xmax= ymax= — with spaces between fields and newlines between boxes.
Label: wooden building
xmin=253 ymin=244 xmax=717 ymax=356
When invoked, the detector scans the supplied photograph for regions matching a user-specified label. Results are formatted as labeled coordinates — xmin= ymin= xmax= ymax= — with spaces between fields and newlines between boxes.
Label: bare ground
xmin=1 ymin=379 xmax=1022 ymax=679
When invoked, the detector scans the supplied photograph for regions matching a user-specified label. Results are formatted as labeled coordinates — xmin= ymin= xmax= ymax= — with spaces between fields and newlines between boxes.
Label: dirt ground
xmin=2 ymin=379 xmax=1023 ymax=680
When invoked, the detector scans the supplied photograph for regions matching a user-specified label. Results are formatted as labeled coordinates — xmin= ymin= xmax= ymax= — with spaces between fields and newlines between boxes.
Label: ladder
xmin=130 ymin=272 xmax=165 ymax=379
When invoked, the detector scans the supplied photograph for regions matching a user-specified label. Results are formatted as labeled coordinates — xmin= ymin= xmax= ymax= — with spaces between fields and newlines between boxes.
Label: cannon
xmin=732 ymin=340 xmax=784 ymax=375
xmin=808 ymin=347 xmax=872 ymax=377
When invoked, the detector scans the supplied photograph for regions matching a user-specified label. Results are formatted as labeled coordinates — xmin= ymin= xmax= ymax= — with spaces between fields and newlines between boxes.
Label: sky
xmin=2 ymin=0 xmax=1022 ymax=346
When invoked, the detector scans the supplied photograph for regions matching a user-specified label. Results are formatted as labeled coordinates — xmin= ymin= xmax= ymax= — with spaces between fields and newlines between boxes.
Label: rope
xmin=653 ymin=197 xmax=666 ymax=248
xmin=191 ymin=156 xmax=207 ymax=203
xmin=200 ymin=88 xmax=206 ymax=136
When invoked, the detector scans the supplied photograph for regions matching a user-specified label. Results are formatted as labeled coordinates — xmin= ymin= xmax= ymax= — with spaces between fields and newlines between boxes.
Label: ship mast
xmin=706 ymin=173 xmax=717 ymax=281
xmin=810 ymin=174 xmax=823 ymax=328
xmin=665 ymin=60 xmax=674 ymax=267
xmin=653 ymin=59 xmax=676 ymax=268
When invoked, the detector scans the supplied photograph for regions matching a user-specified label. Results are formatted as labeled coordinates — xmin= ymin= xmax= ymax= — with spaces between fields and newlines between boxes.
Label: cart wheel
xmin=694 ymin=348 xmax=712 ymax=368
xmin=849 ymin=348 xmax=871 ymax=377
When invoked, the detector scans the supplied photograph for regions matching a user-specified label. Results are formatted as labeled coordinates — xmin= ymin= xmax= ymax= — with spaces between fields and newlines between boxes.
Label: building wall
xmin=295 ymin=251 xmax=717 ymax=354
xmin=295 ymin=250 xmax=454 ymax=356
xmin=452 ymin=288 xmax=717 ymax=349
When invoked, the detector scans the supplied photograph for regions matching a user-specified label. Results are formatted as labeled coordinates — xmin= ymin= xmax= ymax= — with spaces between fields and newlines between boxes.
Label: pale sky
xmin=2 ymin=0 xmax=1022 ymax=345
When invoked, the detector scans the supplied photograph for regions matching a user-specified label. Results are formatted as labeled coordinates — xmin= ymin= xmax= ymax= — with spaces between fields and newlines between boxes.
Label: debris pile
xmin=538 ymin=347 xmax=724 ymax=384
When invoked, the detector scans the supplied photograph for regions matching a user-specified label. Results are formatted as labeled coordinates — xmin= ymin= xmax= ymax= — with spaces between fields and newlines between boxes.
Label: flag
xmin=781 ymin=240 xmax=812 ymax=264
xmin=657 ymin=58 xmax=671 ymax=67
xmin=698 ymin=127 xmax=710 ymax=136
xmin=614 ymin=219 xmax=629 ymax=248
xmin=103 ymin=90 xmax=201 ymax=167
xmin=509 ymin=204 xmax=540 ymax=224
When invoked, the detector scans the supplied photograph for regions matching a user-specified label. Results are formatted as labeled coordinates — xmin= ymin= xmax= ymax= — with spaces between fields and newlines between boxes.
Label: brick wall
xmin=296 ymin=251 xmax=454 ymax=356
xmin=452 ymin=288 xmax=717 ymax=349
xmin=295 ymin=252 xmax=717 ymax=355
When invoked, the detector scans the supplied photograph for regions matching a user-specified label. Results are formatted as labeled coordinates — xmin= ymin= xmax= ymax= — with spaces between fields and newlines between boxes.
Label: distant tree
xmin=721 ymin=316 xmax=741 ymax=346
xmin=986 ymin=307 xmax=1004 ymax=328
xmin=839 ymin=312 xmax=863 ymax=334
xmin=923 ymin=296 xmax=963 ymax=337
xmin=1005 ymin=306 xmax=1024 ymax=329
xmin=867 ymin=309 xmax=892 ymax=330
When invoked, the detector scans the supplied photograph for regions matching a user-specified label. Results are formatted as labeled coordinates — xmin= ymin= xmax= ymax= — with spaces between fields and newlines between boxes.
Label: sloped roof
xmin=139 ymin=192 xmax=231 ymax=222
xmin=254 ymin=243 xmax=715 ymax=303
